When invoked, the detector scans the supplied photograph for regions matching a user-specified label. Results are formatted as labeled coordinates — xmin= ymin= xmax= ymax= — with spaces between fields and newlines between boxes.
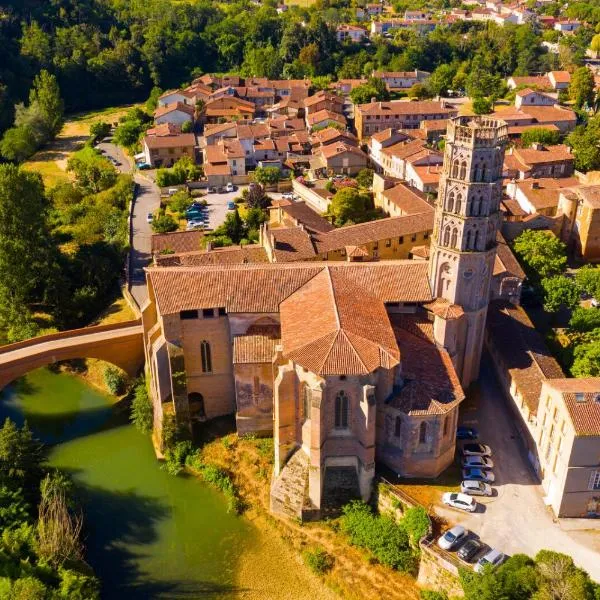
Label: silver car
xmin=461 ymin=443 xmax=492 ymax=457
xmin=463 ymin=455 xmax=494 ymax=469
xmin=461 ymin=480 xmax=492 ymax=497
xmin=475 ymin=548 xmax=506 ymax=573
xmin=438 ymin=525 xmax=467 ymax=550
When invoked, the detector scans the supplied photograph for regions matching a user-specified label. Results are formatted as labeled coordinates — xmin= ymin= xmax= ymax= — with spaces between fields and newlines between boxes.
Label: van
xmin=168 ymin=188 xmax=178 ymax=196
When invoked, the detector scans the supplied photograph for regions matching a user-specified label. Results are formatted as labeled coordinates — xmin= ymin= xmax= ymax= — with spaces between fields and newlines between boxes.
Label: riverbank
xmin=191 ymin=421 xmax=422 ymax=600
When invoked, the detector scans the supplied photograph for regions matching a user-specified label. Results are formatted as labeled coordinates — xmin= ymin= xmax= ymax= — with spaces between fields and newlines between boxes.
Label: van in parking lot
xmin=475 ymin=549 xmax=506 ymax=573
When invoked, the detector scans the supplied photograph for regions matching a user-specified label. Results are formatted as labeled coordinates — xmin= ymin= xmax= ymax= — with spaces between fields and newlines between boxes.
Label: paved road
xmin=97 ymin=140 xmax=160 ymax=308
xmin=435 ymin=355 xmax=600 ymax=580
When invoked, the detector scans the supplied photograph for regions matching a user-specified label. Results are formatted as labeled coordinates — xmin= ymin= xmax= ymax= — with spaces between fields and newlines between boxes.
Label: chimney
xmin=531 ymin=181 xmax=539 ymax=189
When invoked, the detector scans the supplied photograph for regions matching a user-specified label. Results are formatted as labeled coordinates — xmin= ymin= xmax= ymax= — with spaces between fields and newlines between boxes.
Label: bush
xmin=420 ymin=591 xmax=448 ymax=600
xmin=163 ymin=441 xmax=193 ymax=476
xmin=151 ymin=213 xmax=178 ymax=233
xmin=402 ymin=506 xmax=430 ymax=546
xmin=303 ymin=547 xmax=334 ymax=575
xmin=186 ymin=455 xmax=241 ymax=513
xmin=103 ymin=366 xmax=127 ymax=395
xmin=340 ymin=501 xmax=417 ymax=572
xmin=130 ymin=381 xmax=153 ymax=433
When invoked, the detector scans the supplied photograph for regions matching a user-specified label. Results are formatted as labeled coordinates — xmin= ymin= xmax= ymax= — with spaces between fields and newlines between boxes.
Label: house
xmin=371 ymin=18 xmax=437 ymax=34
xmin=373 ymin=178 xmax=434 ymax=217
xmin=330 ymin=79 xmax=368 ymax=95
xmin=514 ymin=88 xmax=557 ymax=109
xmin=203 ymin=139 xmax=246 ymax=186
xmin=158 ymin=90 xmax=197 ymax=107
xmin=554 ymin=19 xmax=581 ymax=32
xmin=371 ymin=70 xmax=431 ymax=91
xmin=154 ymin=102 xmax=195 ymax=126
xmin=503 ymin=144 xmax=575 ymax=179
xmin=306 ymin=109 xmax=347 ymax=131
xmin=304 ymin=90 xmax=345 ymax=115
xmin=547 ymin=71 xmax=571 ymax=90
xmin=493 ymin=105 xmax=576 ymax=134
xmin=268 ymin=200 xmax=334 ymax=234
xmin=492 ymin=232 xmax=526 ymax=304
xmin=336 ymin=24 xmax=368 ymax=43
xmin=142 ymin=123 xmax=196 ymax=168
xmin=355 ymin=100 xmax=457 ymax=140
xmin=310 ymin=142 xmax=368 ymax=176
xmin=507 ymin=75 xmax=552 ymax=90
xmin=368 ymin=128 xmax=416 ymax=169
xmin=558 ymin=185 xmax=600 ymax=262
xmin=203 ymin=96 xmax=255 ymax=123
xmin=506 ymin=177 xmax=580 ymax=216
xmin=404 ymin=10 xmax=431 ymax=20
xmin=311 ymin=127 xmax=358 ymax=148
xmin=406 ymin=162 xmax=443 ymax=193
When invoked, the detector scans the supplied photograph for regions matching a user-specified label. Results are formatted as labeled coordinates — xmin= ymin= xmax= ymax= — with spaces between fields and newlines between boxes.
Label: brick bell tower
xmin=429 ymin=116 xmax=508 ymax=387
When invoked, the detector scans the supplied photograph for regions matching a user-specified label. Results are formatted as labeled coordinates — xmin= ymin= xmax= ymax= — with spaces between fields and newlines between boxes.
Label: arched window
xmin=447 ymin=191 xmax=455 ymax=212
xmin=473 ymin=230 xmax=480 ymax=250
xmin=200 ymin=340 xmax=212 ymax=373
xmin=481 ymin=163 xmax=487 ymax=182
xmin=437 ymin=263 xmax=451 ymax=298
xmin=465 ymin=230 xmax=472 ymax=250
xmin=334 ymin=391 xmax=349 ymax=429
xmin=459 ymin=160 xmax=467 ymax=180
xmin=419 ymin=421 xmax=427 ymax=443
xmin=474 ymin=164 xmax=481 ymax=182
xmin=472 ymin=197 xmax=480 ymax=216
xmin=450 ymin=228 xmax=458 ymax=248
xmin=303 ymin=385 xmax=311 ymax=422
xmin=455 ymin=193 xmax=463 ymax=214
xmin=443 ymin=225 xmax=451 ymax=246
xmin=452 ymin=160 xmax=460 ymax=178
xmin=394 ymin=416 xmax=402 ymax=438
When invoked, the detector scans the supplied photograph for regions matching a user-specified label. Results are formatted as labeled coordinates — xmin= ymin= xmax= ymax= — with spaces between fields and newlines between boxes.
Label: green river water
xmin=0 ymin=368 xmax=258 ymax=599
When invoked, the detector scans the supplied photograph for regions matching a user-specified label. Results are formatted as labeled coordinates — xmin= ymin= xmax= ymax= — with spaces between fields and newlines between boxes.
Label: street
xmin=434 ymin=354 xmax=600 ymax=580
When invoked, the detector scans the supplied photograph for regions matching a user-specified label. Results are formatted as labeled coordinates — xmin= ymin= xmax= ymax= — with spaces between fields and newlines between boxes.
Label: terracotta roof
xmin=520 ymin=106 xmax=576 ymax=124
xmin=386 ymin=325 xmax=464 ymax=416
xmin=371 ymin=128 xmax=396 ymax=143
xmin=277 ymin=201 xmax=334 ymax=233
xmin=487 ymin=301 xmax=564 ymax=414
xmin=381 ymin=138 xmax=429 ymax=160
xmin=548 ymin=71 xmax=571 ymax=84
xmin=154 ymin=102 xmax=195 ymax=119
xmin=151 ymin=230 xmax=203 ymax=254
xmin=494 ymin=231 xmax=525 ymax=279
xmin=544 ymin=379 xmax=600 ymax=436
xmin=279 ymin=268 xmax=400 ymax=376
xmin=204 ymin=122 xmax=238 ymax=138
xmin=381 ymin=183 xmax=434 ymax=215
xmin=501 ymin=198 xmax=527 ymax=217
xmin=146 ymin=261 xmax=433 ymax=315
xmin=311 ymin=127 xmax=358 ymax=146
xmin=509 ymin=75 xmax=552 ymax=89
xmin=513 ymin=144 xmax=573 ymax=167
xmin=410 ymin=244 xmax=429 ymax=259
xmin=357 ymin=100 xmax=456 ymax=117
xmin=144 ymin=131 xmax=195 ymax=150
xmin=425 ymin=298 xmax=464 ymax=320
xmin=568 ymin=184 xmax=600 ymax=209
xmin=233 ymin=335 xmax=279 ymax=364
xmin=155 ymin=245 xmax=268 ymax=266
xmin=270 ymin=227 xmax=317 ymax=261
xmin=345 ymin=245 xmax=369 ymax=257
xmin=515 ymin=88 xmax=555 ymax=99
xmin=512 ymin=177 xmax=579 ymax=210
xmin=319 ymin=142 xmax=367 ymax=161
xmin=304 ymin=90 xmax=344 ymax=108
xmin=204 ymin=163 xmax=231 ymax=176
xmin=313 ymin=213 xmax=434 ymax=254
xmin=307 ymin=109 xmax=347 ymax=127
xmin=412 ymin=164 xmax=442 ymax=184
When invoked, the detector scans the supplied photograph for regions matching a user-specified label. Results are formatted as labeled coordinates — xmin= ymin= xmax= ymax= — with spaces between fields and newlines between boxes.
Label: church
xmin=141 ymin=116 xmax=509 ymax=519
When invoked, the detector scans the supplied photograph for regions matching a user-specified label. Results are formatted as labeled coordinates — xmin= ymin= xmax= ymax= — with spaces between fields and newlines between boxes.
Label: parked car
xmin=438 ymin=525 xmax=468 ymax=550
xmin=475 ymin=549 xmax=506 ymax=573
xmin=462 ymin=468 xmax=495 ymax=484
xmin=442 ymin=492 xmax=477 ymax=513
xmin=463 ymin=456 xmax=494 ymax=469
xmin=461 ymin=480 xmax=492 ymax=497
xmin=227 ymin=201 xmax=236 ymax=210
xmin=168 ymin=188 xmax=178 ymax=196
xmin=186 ymin=220 xmax=204 ymax=230
xmin=137 ymin=162 xmax=151 ymax=170
xmin=225 ymin=182 xmax=235 ymax=192
xmin=281 ymin=192 xmax=294 ymax=199
xmin=457 ymin=539 xmax=484 ymax=563
xmin=146 ymin=212 xmax=153 ymax=223
xmin=208 ymin=186 xmax=217 ymax=193
xmin=462 ymin=443 xmax=492 ymax=457
xmin=457 ymin=426 xmax=478 ymax=440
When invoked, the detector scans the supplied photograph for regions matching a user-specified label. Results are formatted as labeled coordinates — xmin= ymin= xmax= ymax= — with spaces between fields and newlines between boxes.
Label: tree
xmin=151 ymin=214 xmax=178 ymax=233
xmin=535 ymin=550 xmax=597 ymax=600
xmin=29 ymin=70 xmax=64 ymax=139
xmin=0 ymin=126 xmax=37 ymax=162
xmin=569 ymin=307 xmax=600 ymax=332
xmin=244 ymin=184 xmax=269 ymax=209
xmin=350 ymin=77 xmax=389 ymax=105
xmin=472 ymin=96 xmax=493 ymax=115
xmin=513 ymin=230 xmax=567 ymax=280
xmin=145 ymin=86 xmax=163 ymax=112
xmin=89 ymin=121 xmax=111 ymax=143
xmin=572 ymin=341 xmax=600 ymax=377
xmin=521 ymin=128 xmax=561 ymax=147
xmin=356 ymin=168 xmax=374 ymax=189
xmin=567 ymin=116 xmax=600 ymax=171
xmin=181 ymin=120 xmax=192 ymax=133
xmin=113 ymin=118 xmax=143 ymax=148
xmin=0 ymin=418 xmax=43 ymax=491
xmin=591 ymin=34 xmax=600 ymax=58
xmin=541 ymin=276 xmax=579 ymax=313
xmin=131 ymin=381 xmax=153 ymax=434
xmin=67 ymin=147 xmax=117 ymax=194
xmin=569 ymin=67 xmax=595 ymax=109
xmin=254 ymin=166 xmax=280 ymax=185
xmin=427 ymin=63 xmax=456 ymax=97
xmin=575 ymin=265 xmax=600 ymax=299
xmin=329 ymin=187 xmax=369 ymax=226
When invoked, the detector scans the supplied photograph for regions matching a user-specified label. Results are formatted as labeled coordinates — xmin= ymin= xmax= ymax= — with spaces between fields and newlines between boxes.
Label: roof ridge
xmin=335 ymin=329 xmax=369 ymax=373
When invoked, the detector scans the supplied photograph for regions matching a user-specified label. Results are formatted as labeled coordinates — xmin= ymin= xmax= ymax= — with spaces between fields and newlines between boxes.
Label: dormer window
xmin=575 ymin=392 xmax=585 ymax=403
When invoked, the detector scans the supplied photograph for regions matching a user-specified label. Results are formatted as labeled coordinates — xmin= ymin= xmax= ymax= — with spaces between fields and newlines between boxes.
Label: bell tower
xmin=429 ymin=116 xmax=508 ymax=387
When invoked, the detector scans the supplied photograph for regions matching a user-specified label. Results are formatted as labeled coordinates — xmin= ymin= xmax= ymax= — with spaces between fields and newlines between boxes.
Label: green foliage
xmin=67 ymin=146 xmax=117 ymax=194
xmin=567 ymin=115 xmax=600 ymax=172
xmin=569 ymin=307 xmax=600 ymax=332
xmin=102 ymin=366 xmax=127 ymax=395
xmin=420 ymin=591 xmax=448 ymax=600
xmin=472 ymin=96 xmax=493 ymax=115
xmin=402 ymin=506 xmax=430 ymax=546
xmin=340 ymin=501 xmax=417 ymax=573
xmin=328 ymin=187 xmax=373 ymax=226
xmin=164 ymin=441 xmax=193 ymax=476
xmin=541 ymin=276 xmax=579 ymax=313
xmin=576 ymin=265 xmax=600 ymax=299
xmin=156 ymin=156 xmax=200 ymax=187
xmin=130 ymin=381 xmax=153 ymax=434
xmin=356 ymin=168 xmax=374 ymax=189
xmin=569 ymin=66 xmax=595 ymax=109
xmin=303 ymin=547 xmax=334 ymax=575
xmin=151 ymin=213 xmax=178 ymax=234
xmin=520 ymin=128 xmax=561 ymax=148
xmin=113 ymin=107 xmax=152 ymax=150
xmin=350 ymin=77 xmax=390 ymax=104
xmin=572 ymin=341 xmax=600 ymax=377
xmin=186 ymin=454 xmax=241 ymax=513
xmin=513 ymin=230 xmax=567 ymax=281
xmin=145 ymin=87 xmax=163 ymax=113
xmin=169 ymin=191 xmax=193 ymax=217
xmin=89 ymin=121 xmax=111 ymax=143
xmin=254 ymin=166 xmax=280 ymax=186
xmin=181 ymin=120 xmax=193 ymax=133
xmin=161 ymin=413 xmax=179 ymax=452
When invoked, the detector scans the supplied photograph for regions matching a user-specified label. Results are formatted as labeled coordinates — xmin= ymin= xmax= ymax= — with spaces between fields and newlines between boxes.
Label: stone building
xmin=142 ymin=116 xmax=508 ymax=519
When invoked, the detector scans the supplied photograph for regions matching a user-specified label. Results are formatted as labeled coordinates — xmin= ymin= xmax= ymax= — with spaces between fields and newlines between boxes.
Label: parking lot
xmin=433 ymin=354 xmax=600 ymax=579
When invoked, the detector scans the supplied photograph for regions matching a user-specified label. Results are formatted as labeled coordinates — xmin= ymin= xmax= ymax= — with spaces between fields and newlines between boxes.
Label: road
xmin=435 ymin=354 xmax=600 ymax=580
xmin=97 ymin=140 xmax=160 ymax=308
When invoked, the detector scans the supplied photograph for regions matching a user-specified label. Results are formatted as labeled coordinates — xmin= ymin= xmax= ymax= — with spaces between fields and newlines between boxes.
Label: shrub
xmin=130 ymin=381 xmax=153 ymax=433
xmin=420 ymin=591 xmax=448 ymax=600
xmin=340 ymin=501 xmax=417 ymax=572
xmin=303 ymin=547 xmax=334 ymax=575
xmin=186 ymin=456 xmax=241 ymax=513
xmin=163 ymin=441 xmax=193 ymax=476
xmin=103 ymin=366 xmax=127 ymax=395
xmin=151 ymin=213 xmax=178 ymax=233
xmin=402 ymin=506 xmax=430 ymax=546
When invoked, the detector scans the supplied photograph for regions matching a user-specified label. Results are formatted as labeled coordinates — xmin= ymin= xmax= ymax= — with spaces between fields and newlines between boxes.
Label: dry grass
xmin=195 ymin=428 xmax=422 ymax=600
xmin=93 ymin=295 xmax=138 ymax=326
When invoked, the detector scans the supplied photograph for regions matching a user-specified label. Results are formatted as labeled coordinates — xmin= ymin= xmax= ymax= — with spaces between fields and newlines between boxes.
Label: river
xmin=0 ymin=368 xmax=336 ymax=600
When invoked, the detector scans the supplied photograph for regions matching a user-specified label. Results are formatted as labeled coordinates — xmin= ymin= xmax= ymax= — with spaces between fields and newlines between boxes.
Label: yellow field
xmin=22 ymin=104 xmax=138 ymax=188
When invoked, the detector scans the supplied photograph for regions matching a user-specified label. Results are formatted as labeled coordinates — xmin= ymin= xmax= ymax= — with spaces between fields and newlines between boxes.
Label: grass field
xmin=22 ymin=104 xmax=138 ymax=188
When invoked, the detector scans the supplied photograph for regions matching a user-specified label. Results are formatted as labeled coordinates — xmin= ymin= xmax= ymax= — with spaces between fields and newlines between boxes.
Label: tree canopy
xmin=513 ymin=230 xmax=567 ymax=281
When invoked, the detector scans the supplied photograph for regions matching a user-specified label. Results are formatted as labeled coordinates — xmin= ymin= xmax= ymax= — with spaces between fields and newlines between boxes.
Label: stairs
xmin=270 ymin=450 xmax=310 ymax=520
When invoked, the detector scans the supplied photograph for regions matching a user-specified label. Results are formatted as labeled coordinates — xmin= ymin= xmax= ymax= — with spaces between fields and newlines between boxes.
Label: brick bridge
xmin=0 ymin=320 xmax=145 ymax=389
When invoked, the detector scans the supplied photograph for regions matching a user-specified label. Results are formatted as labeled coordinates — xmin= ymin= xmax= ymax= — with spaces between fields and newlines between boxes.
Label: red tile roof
xmin=544 ymin=379 xmax=600 ymax=436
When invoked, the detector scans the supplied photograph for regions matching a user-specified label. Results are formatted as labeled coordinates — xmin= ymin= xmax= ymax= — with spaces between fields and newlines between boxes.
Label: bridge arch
xmin=0 ymin=320 xmax=145 ymax=390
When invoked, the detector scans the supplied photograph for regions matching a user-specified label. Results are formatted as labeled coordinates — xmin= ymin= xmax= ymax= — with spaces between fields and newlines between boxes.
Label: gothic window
xmin=481 ymin=163 xmax=487 ymax=182
xmin=419 ymin=421 xmax=427 ymax=443
xmin=438 ymin=262 xmax=451 ymax=298
xmin=303 ymin=385 xmax=311 ymax=422
xmin=459 ymin=160 xmax=467 ymax=180
xmin=394 ymin=416 xmax=402 ymax=438
xmin=473 ymin=163 xmax=480 ymax=182
xmin=200 ymin=340 xmax=212 ymax=373
xmin=335 ymin=391 xmax=349 ymax=429
xmin=443 ymin=225 xmax=451 ymax=246
xmin=452 ymin=159 xmax=460 ymax=178
xmin=473 ymin=230 xmax=480 ymax=250
xmin=450 ymin=228 xmax=458 ymax=248
xmin=472 ymin=196 xmax=481 ymax=216
xmin=447 ymin=191 xmax=455 ymax=212
xmin=465 ymin=230 xmax=473 ymax=250
xmin=455 ymin=193 xmax=463 ymax=213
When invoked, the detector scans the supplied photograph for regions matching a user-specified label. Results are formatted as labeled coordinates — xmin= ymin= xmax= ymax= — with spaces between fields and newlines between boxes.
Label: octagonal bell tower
xmin=429 ymin=116 xmax=508 ymax=387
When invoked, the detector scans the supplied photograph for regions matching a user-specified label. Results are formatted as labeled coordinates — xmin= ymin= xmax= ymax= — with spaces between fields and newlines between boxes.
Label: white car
xmin=460 ymin=480 xmax=492 ymax=497
xmin=281 ymin=192 xmax=294 ymax=199
xmin=146 ymin=212 xmax=153 ymax=223
xmin=463 ymin=456 xmax=494 ymax=470
xmin=438 ymin=525 xmax=467 ymax=550
xmin=225 ymin=182 xmax=234 ymax=192
xmin=475 ymin=549 xmax=506 ymax=573
xmin=186 ymin=220 xmax=204 ymax=230
xmin=442 ymin=492 xmax=477 ymax=512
